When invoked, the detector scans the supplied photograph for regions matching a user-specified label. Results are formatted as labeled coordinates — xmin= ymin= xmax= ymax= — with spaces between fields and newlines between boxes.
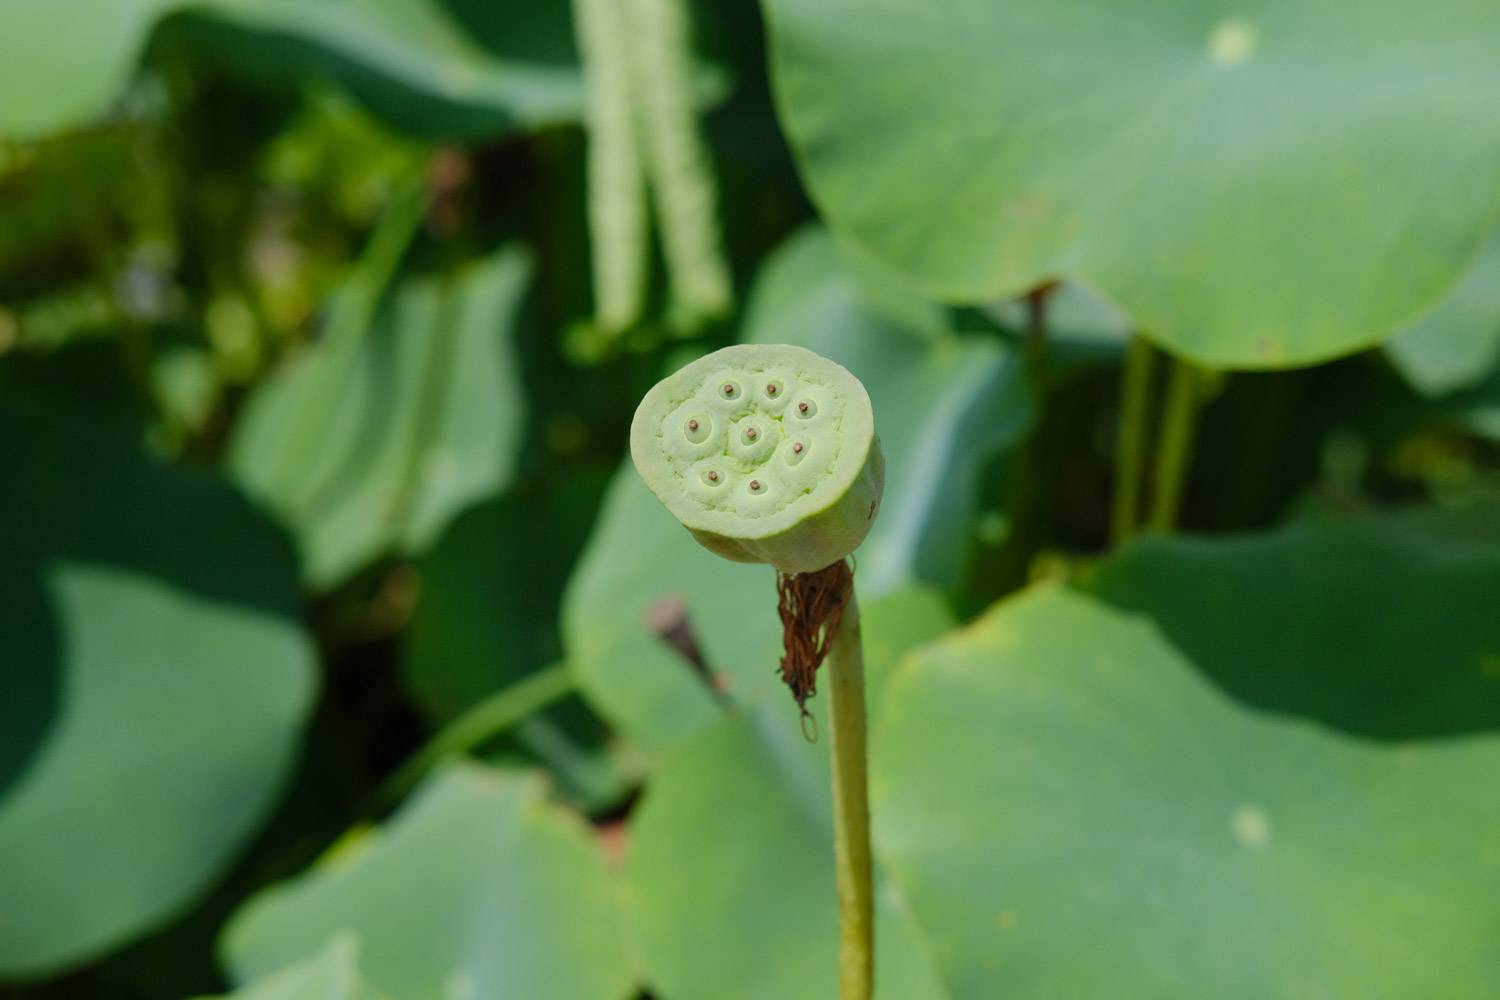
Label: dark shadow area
xmin=157 ymin=9 xmax=573 ymax=144
xmin=0 ymin=571 xmax=60 ymax=801
xmin=0 ymin=370 xmax=302 ymax=614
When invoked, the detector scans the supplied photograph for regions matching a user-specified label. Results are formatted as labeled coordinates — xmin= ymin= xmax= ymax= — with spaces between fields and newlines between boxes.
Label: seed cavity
xmin=748 ymin=479 xmax=765 ymax=495
xmin=796 ymin=399 xmax=818 ymax=419
xmin=719 ymin=381 xmax=741 ymax=400
xmin=764 ymin=381 xmax=782 ymax=398
xmin=684 ymin=415 xmax=711 ymax=443
xmin=786 ymin=440 xmax=808 ymax=466
xmin=702 ymin=469 xmax=722 ymax=486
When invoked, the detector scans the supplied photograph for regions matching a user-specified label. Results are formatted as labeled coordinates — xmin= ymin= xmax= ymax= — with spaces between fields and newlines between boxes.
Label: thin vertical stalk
xmin=991 ymin=282 xmax=1054 ymax=588
xmin=827 ymin=591 xmax=873 ymax=1000
xmin=1112 ymin=334 xmax=1155 ymax=545
xmin=1146 ymin=356 xmax=1200 ymax=534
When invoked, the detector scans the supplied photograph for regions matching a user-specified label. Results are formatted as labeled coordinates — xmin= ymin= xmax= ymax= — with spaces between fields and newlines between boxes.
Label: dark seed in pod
xmin=766 ymin=384 xmax=778 ymax=396
xmin=707 ymin=471 xmax=719 ymax=482
xmin=792 ymin=442 xmax=804 ymax=454
xmin=798 ymin=402 xmax=809 ymax=413
xmin=746 ymin=428 xmax=758 ymax=440
xmin=688 ymin=419 xmax=699 ymax=431
xmin=722 ymin=383 xmax=735 ymax=395
xmin=750 ymin=480 xmax=762 ymax=490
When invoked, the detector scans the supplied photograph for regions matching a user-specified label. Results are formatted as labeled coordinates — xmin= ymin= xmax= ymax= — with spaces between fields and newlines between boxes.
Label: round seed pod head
xmin=630 ymin=344 xmax=884 ymax=575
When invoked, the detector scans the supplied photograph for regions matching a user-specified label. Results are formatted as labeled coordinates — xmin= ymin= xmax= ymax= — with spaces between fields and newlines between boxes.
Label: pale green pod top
xmin=630 ymin=343 xmax=884 ymax=574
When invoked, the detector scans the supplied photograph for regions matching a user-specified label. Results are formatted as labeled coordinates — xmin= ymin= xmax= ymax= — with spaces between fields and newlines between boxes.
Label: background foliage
xmin=2 ymin=2 xmax=1497 ymax=998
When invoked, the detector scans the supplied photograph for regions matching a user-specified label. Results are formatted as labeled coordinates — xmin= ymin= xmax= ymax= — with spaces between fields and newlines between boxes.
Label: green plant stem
xmin=376 ymin=664 xmax=575 ymax=810
xmin=1146 ymin=356 xmax=1200 ymax=534
xmin=1112 ymin=334 xmax=1155 ymax=545
xmin=827 ymin=591 xmax=873 ymax=1000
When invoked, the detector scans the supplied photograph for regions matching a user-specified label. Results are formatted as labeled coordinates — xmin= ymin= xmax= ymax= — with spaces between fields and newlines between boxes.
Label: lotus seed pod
xmin=630 ymin=343 xmax=884 ymax=575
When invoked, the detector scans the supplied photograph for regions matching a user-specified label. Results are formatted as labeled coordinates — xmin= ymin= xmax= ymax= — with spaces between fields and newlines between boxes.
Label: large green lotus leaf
xmin=1087 ymin=504 xmax=1500 ymax=739
xmin=625 ymin=595 xmax=954 ymax=998
xmin=564 ymin=228 xmax=1024 ymax=749
xmin=1386 ymin=231 xmax=1500 ymax=397
xmin=231 ymin=244 xmax=529 ymax=589
xmin=0 ymin=380 xmax=315 ymax=978
xmin=765 ymin=0 xmax=1500 ymax=369
xmin=197 ymin=934 xmax=383 ymax=1000
xmin=0 ymin=0 xmax=580 ymax=141
xmin=875 ymin=583 xmax=1500 ymax=999
xmin=222 ymin=764 xmax=634 ymax=1000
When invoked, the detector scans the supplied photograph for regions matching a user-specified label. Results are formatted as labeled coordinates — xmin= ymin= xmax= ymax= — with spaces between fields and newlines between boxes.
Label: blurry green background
xmin=2 ymin=1 xmax=1498 ymax=998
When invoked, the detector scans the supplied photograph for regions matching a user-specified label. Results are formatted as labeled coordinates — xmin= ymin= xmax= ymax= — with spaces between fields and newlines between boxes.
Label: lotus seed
xmin=797 ymin=399 xmax=818 ymax=418
xmin=793 ymin=442 xmax=803 ymax=453
xmin=746 ymin=427 xmax=758 ymax=441
xmin=766 ymin=382 xmax=781 ymax=397
xmin=683 ymin=414 xmax=712 ymax=444
xmin=721 ymin=382 xmax=740 ymax=399
xmin=749 ymin=479 xmax=764 ymax=493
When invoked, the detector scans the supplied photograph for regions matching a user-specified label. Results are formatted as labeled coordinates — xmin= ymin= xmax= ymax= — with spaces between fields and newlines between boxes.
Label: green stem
xmin=1112 ymin=334 xmax=1155 ymax=545
xmin=1146 ymin=356 xmax=1200 ymax=534
xmin=376 ymin=664 xmax=575 ymax=810
xmin=827 ymin=591 xmax=873 ymax=1000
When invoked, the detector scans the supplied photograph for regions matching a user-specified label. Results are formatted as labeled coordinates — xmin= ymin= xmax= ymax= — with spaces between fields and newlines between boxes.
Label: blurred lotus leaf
xmin=0 ymin=378 xmax=316 ymax=979
xmin=231 ymin=197 xmax=530 ymax=589
xmin=196 ymin=934 xmax=383 ymax=1000
xmin=1386 ymin=231 xmax=1500 ymax=397
xmin=0 ymin=0 xmax=582 ymax=141
xmin=222 ymin=764 xmax=634 ymax=1000
xmin=766 ymin=0 xmax=1500 ymax=368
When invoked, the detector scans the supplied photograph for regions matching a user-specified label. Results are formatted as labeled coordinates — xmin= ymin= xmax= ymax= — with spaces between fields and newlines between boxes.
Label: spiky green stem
xmin=827 ymin=591 xmax=873 ymax=1000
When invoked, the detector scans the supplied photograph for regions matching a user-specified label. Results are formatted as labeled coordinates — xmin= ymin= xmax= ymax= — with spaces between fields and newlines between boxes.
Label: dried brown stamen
xmin=775 ymin=560 xmax=854 ymax=739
